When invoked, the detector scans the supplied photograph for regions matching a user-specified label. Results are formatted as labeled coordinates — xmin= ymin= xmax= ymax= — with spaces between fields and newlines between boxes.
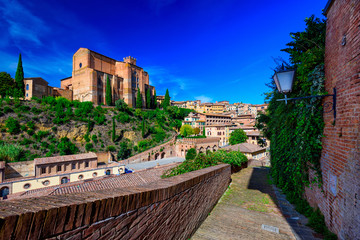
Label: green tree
xmin=136 ymin=88 xmax=142 ymax=109
xmin=57 ymin=137 xmax=79 ymax=155
xmin=112 ymin=117 xmax=116 ymax=142
xmin=180 ymin=125 xmax=194 ymax=137
xmin=146 ymin=88 xmax=151 ymax=109
xmin=229 ymin=129 xmax=247 ymax=145
xmin=162 ymin=89 xmax=170 ymax=109
xmin=185 ymin=148 xmax=197 ymax=160
xmin=117 ymin=141 xmax=132 ymax=160
xmin=15 ymin=53 xmax=25 ymax=97
xmin=203 ymin=127 xmax=206 ymax=136
xmin=105 ymin=75 xmax=112 ymax=106
xmin=193 ymin=127 xmax=200 ymax=135
xmin=152 ymin=90 xmax=157 ymax=109
xmin=115 ymin=99 xmax=129 ymax=112
xmin=5 ymin=117 xmax=20 ymax=134
xmin=141 ymin=117 xmax=145 ymax=138
xmin=0 ymin=72 xmax=15 ymax=97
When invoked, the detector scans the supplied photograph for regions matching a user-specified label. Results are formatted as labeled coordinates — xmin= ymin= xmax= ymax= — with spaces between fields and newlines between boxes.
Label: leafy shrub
xmin=116 ymin=112 xmax=130 ymax=123
xmin=229 ymin=129 xmax=247 ymax=145
xmin=5 ymin=117 xmax=20 ymax=134
xmin=20 ymin=125 xmax=27 ymax=131
xmin=57 ymin=137 xmax=79 ymax=155
xmin=0 ymin=143 xmax=25 ymax=162
xmin=117 ymin=141 xmax=132 ymax=160
xmin=34 ymin=131 xmax=49 ymax=141
xmin=31 ymin=107 xmax=42 ymax=114
xmin=106 ymin=145 xmax=116 ymax=152
xmin=51 ymin=126 xmax=57 ymax=132
xmin=91 ymin=134 xmax=98 ymax=144
xmin=3 ymin=106 xmax=13 ymax=113
xmin=27 ymin=121 xmax=35 ymax=130
xmin=185 ymin=148 xmax=197 ymax=160
xmin=27 ymin=129 xmax=34 ymax=136
xmin=84 ymin=134 xmax=90 ymax=142
xmin=20 ymin=138 xmax=33 ymax=145
xmin=18 ymin=105 xmax=30 ymax=112
xmin=85 ymin=143 xmax=94 ymax=152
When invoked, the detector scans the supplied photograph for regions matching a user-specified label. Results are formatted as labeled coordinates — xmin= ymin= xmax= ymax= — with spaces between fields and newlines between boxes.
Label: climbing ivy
xmin=257 ymin=16 xmax=326 ymax=199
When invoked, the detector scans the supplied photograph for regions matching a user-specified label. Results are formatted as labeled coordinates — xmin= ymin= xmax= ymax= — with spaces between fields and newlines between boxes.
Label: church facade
xmin=61 ymin=48 xmax=155 ymax=107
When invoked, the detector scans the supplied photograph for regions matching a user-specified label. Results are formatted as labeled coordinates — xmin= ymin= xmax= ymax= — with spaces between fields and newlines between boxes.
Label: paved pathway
xmin=125 ymin=157 xmax=184 ymax=170
xmin=192 ymin=167 xmax=321 ymax=240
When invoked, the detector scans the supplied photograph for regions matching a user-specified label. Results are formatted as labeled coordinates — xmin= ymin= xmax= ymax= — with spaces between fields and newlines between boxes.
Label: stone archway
xmin=161 ymin=152 xmax=165 ymax=159
xmin=199 ymin=147 xmax=204 ymax=153
xmin=155 ymin=153 xmax=160 ymax=160
xmin=0 ymin=187 xmax=9 ymax=198
xmin=213 ymin=145 xmax=218 ymax=152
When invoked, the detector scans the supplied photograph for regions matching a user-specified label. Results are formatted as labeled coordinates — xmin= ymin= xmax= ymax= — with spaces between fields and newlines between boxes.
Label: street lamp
xmin=272 ymin=68 xmax=337 ymax=120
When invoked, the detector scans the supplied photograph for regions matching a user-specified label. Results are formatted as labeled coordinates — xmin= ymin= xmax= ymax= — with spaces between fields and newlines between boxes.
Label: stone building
xmin=303 ymin=1 xmax=360 ymax=239
xmin=205 ymin=124 xmax=232 ymax=146
xmin=61 ymin=48 xmax=155 ymax=107
xmin=176 ymin=137 xmax=220 ymax=157
xmin=24 ymin=77 xmax=53 ymax=100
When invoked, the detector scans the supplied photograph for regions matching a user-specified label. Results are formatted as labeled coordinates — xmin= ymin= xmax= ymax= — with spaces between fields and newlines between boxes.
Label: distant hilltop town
xmin=156 ymin=97 xmax=268 ymax=116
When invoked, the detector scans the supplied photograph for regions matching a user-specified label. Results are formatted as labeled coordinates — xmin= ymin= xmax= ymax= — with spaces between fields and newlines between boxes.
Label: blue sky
xmin=0 ymin=0 xmax=327 ymax=104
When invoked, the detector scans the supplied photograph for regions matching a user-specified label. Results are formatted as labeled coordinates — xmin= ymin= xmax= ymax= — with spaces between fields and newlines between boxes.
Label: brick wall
xmin=304 ymin=1 xmax=360 ymax=239
xmin=0 ymin=164 xmax=231 ymax=240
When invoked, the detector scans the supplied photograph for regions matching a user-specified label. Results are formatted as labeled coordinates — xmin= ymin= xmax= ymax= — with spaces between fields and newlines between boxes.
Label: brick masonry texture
xmin=0 ymin=164 xmax=231 ymax=240
xmin=305 ymin=1 xmax=360 ymax=239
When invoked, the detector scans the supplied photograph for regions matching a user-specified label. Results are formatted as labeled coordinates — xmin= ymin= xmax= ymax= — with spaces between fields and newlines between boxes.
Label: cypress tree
xmin=162 ymin=89 xmax=170 ymax=109
xmin=15 ymin=53 xmax=25 ymax=97
xmin=112 ymin=117 xmax=116 ymax=142
xmin=152 ymin=90 xmax=157 ymax=109
xmin=141 ymin=117 xmax=145 ymax=138
xmin=105 ymin=75 xmax=112 ymax=106
xmin=136 ymin=88 xmax=142 ymax=109
xmin=146 ymin=88 xmax=151 ymax=109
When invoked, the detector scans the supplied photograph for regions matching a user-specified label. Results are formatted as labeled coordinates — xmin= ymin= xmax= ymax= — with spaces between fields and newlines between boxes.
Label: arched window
xmin=105 ymin=170 xmax=111 ymax=175
xmin=26 ymin=84 xmax=29 ymax=91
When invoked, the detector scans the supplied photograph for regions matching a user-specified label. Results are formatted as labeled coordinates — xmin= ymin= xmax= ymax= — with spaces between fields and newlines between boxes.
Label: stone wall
xmin=304 ymin=1 xmax=360 ymax=239
xmin=0 ymin=164 xmax=231 ymax=240
xmin=5 ymin=161 xmax=34 ymax=179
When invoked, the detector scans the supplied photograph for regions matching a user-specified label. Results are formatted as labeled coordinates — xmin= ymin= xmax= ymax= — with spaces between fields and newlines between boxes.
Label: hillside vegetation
xmin=0 ymin=96 xmax=191 ymax=163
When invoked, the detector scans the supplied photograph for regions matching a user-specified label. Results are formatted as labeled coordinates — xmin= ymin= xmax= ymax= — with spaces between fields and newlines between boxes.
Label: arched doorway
xmin=0 ymin=187 xmax=9 ymax=198
xmin=206 ymin=146 xmax=211 ymax=152
xmin=199 ymin=147 xmax=204 ymax=153
xmin=161 ymin=152 xmax=165 ymax=159
xmin=155 ymin=153 xmax=160 ymax=160
xmin=61 ymin=177 xmax=69 ymax=184
xmin=213 ymin=145 xmax=218 ymax=152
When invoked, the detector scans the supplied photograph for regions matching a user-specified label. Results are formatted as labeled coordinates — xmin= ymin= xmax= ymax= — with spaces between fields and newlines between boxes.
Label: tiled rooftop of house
xmin=13 ymin=163 xmax=178 ymax=200
xmin=34 ymin=152 xmax=97 ymax=165
xmin=222 ymin=142 xmax=266 ymax=153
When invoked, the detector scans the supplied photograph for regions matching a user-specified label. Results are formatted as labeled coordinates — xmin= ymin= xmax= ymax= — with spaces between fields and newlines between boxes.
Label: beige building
xmin=24 ymin=78 xmax=53 ymax=100
xmin=210 ymin=103 xmax=225 ymax=113
xmin=0 ymin=152 xmax=124 ymax=199
xmin=205 ymin=124 xmax=232 ymax=146
xmin=176 ymin=137 xmax=220 ymax=157
xmin=171 ymin=101 xmax=187 ymax=108
xmin=61 ymin=48 xmax=155 ymax=107
xmin=183 ymin=112 xmax=205 ymax=132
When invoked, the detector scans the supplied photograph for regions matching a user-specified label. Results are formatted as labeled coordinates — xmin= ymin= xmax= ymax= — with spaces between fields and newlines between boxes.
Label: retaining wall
xmin=0 ymin=164 xmax=231 ymax=240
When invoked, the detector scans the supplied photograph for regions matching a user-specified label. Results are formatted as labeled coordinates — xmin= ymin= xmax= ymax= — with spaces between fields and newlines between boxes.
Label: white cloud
xmin=195 ymin=95 xmax=213 ymax=103
xmin=0 ymin=0 xmax=49 ymax=47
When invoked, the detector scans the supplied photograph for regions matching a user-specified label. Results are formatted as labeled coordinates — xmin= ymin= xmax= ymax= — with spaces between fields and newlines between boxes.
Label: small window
xmin=85 ymin=161 xmax=89 ymax=168
xmin=61 ymin=177 xmax=68 ymax=184
xmin=72 ymin=163 xmax=76 ymax=170
xmin=79 ymin=62 xmax=82 ymax=68
xmin=57 ymin=165 xmax=61 ymax=172
xmin=24 ymin=183 xmax=31 ymax=189
xmin=43 ymin=180 xmax=50 ymax=186
xmin=41 ymin=167 xmax=46 ymax=174
xmin=92 ymin=172 xmax=97 ymax=177
xmin=26 ymin=84 xmax=29 ymax=90
xmin=78 ymin=175 xmax=84 ymax=180
xmin=105 ymin=170 xmax=111 ymax=175
xmin=26 ymin=93 xmax=28 ymax=97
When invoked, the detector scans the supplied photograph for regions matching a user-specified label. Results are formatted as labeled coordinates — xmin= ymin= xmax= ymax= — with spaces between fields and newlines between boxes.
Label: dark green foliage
xmin=141 ymin=117 xmax=145 ymax=138
xmin=146 ymin=88 xmax=151 ymax=109
xmin=33 ymin=131 xmax=49 ymax=141
xmin=84 ymin=134 xmax=90 ymax=142
xmin=91 ymin=134 xmax=98 ymax=144
xmin=152 ymin=90 xmax=157 ymax=109
xmin=6 ymin=117 xmax=20 ymax=134
xmin=307 ymin=209 xmax=337 ymax=240
xmin=112 ymin=117 xmax=116 ymax=142
xmin=15 ymin=54 xmax=25 ymax=97
xmin=57 ymin=137 xmax=79 ymax=155
xmin=20 ymin=138 xmax=33 ymax=145
xmin=85 ymin=143 xmax=94 ymax=152
xmin=94 ymin=106 xmax=106 ymax=124
xmin=0 ymin=72 xmax=15 ymax=97
xmin=138 ymin=140 xmax=150 ymax=151
xmin=229 ymin=129 xmax=247 ymax=145
xmin=117 ymin=141 xmax=132 ymax=160
xmin=27 ymin=121 xmax=35 ymax=130
xmin=115 ymin=99 xmax=130 ymax=112
xmin=3 ymin=106 xmax=13 ymax=113
xmin=105 ymin=75 xmax=112 ymax=106
xmin=162 ymin=89 xmax=170 ymax=109
xmin=136 ymin=88 xmax=142 ymax=109
xmin=180 ymin=125 xmax=193 ymax=137
xmin=185 ymin=148 xmax=197 ymax=160
xmin=31 ymin=107 xmax=42 ymax=114
xmin=116 ymin=112 xmax=130 ymax=123
xmin=20 ymin=125 xmax=27 ymax=131
xmin=153 ymin=127 xmax=166 ymax=143
xmin=106 ymin=145 xmax=116 ymax=151
xmin=162 ymin=150 xmax=248 ymax=178
xmin=18 ymin=105 xmax=30 ymax=112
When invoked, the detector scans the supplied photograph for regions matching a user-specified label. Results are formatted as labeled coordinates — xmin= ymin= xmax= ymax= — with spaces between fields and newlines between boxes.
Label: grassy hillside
xmin=0 ymin=96 xmax=191 ymax=163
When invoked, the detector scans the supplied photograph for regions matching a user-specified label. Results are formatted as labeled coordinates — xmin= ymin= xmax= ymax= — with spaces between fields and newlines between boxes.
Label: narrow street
xmin=192 ymin=167 xmax=321 ymax=240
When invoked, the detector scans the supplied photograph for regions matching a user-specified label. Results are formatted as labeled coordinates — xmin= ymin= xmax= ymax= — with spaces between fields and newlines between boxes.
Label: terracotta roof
xmin=222 ymin=142 xmax=266 ymax=153
xmin=246 ymin=131 xmax=261 ymax=136
xmin=204 ymin=113 xmax=231 ymax=117
xmin=18 ymin=164 xmax=178 ymax=199
xmin=34 ymin=152 xmax=97 ymax=165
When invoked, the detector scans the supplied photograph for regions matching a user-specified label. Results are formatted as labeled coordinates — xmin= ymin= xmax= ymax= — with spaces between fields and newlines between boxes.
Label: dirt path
xmin=192 ymin=167 xmax=320 ymax=240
